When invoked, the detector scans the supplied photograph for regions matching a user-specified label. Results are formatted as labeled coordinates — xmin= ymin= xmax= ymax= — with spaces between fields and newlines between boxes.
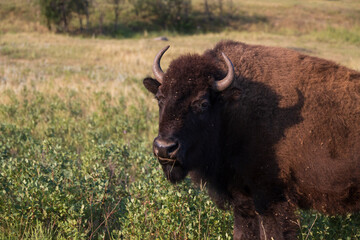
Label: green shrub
xmin=0 ymin=87 xmax=359 ymax=239
xmin=119 ymin=158 xmax=233 ymax=239
xmin=0 ymin=88 xmax=138 ymax=238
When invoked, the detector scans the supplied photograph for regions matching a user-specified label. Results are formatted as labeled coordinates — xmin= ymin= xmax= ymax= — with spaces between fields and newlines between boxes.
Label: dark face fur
xmin=144 ymin=50 xmax=234 ymax=183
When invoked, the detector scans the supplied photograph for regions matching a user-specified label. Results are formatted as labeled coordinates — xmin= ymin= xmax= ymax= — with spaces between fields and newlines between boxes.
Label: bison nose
xmin=153 ymin=137 xmax=179 ymax=159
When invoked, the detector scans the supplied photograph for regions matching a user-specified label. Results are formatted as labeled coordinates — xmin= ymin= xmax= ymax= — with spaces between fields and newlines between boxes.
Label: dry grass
xmin=1 ymin=30 xmax=359 ymax=82
xmin=1 ymin=30 xmax=359 ymax=119
xmin=1 ymin=0 xmax=360 ymax=34
xmin=1 ymin=0 xmax=360 ymax=117
xmin=193 ymin=0 xmax=360 ymax=32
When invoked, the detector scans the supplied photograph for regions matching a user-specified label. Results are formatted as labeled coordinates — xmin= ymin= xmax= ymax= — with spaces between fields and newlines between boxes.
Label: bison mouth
xmin=160 ymin=158 xmax=188 ymax=183
xmin=153 ymin=136 xmax=188 ymax=183
xmin=158 ymin=156 xmax=177 ymax=165
xmin=156 ymin=156 xmax=188 ymax=183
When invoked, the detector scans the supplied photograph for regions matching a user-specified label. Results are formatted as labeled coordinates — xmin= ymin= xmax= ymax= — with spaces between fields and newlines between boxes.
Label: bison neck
xmin=196 ymin=84 xmax=299 ymax=208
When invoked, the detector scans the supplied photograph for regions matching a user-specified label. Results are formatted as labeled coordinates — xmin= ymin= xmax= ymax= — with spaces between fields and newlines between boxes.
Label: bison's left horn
xmin=152 ymin=45 xmax=170 ymax=84
xmin=212 ymin=52 xmax=234 ymax=92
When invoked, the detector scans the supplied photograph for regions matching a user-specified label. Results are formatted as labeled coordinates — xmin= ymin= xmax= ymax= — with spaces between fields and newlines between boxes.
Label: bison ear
xmin=143 ymin=77 xmax=161 ymax=95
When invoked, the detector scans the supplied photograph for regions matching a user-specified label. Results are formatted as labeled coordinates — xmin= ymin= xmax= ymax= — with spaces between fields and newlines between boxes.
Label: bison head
xmin=143 ymin=46 xmax=234 ymax=183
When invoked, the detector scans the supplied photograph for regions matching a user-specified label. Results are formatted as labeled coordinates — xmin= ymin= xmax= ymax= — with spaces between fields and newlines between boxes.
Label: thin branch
xmin=89 ymin=197 xmax=122 ymax=239
xmin=305 ymin=214 xmax=318 ymax=240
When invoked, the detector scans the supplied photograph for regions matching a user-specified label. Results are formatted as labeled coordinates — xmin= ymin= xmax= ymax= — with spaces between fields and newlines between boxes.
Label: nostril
xmin=167 ymin=141 xmax=179 ymax=155
xmin=153 ymin=137 xmax=179 ymax=158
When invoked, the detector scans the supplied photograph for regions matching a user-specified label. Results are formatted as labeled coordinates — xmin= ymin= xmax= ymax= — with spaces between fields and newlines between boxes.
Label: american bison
xmin=143 ymin=40 xmax=360 ymax=239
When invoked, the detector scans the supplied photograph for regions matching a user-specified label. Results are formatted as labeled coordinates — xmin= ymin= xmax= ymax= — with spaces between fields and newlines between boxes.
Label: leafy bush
xmin=0 ymin=86 xmax=359 ymax=239
xmin=299 ymin=211 xmax=360 ymax=240
xmin=120 ymin=163 xmax=233 ymax=239
xmin=0 ymin=88 xmax=133 ymax=238
xmin=0 ymin=87 xmax=233 ymax=239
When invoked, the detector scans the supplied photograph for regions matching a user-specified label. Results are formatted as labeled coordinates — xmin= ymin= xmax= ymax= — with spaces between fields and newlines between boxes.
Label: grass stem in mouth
xmin=158 ymin=157 xmax=176 ymax=163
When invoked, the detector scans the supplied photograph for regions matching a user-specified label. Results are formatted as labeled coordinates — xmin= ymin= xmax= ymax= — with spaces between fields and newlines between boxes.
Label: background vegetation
xmin=0 ymin=0 xmax=360 ymax=239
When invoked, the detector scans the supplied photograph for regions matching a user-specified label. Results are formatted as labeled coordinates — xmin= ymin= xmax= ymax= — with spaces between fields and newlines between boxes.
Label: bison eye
xmin=201 ymin=102 xmax=209 ymax=109
xmin=192 ymin=99 xmax=210 ymax=113
xmin=156 ymin=95 xmax=165 ymax=107
xmin=158 ymin=99 xmax=164 ymax=107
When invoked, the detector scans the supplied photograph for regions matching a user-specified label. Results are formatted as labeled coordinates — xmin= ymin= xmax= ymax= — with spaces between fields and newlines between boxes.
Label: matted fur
xmin=143 ymin=40 xmax=360 ymax=240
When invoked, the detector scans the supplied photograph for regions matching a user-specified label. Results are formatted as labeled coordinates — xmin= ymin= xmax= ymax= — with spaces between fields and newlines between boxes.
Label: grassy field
xmin=1 ymin=0 xmax=360 ymax=239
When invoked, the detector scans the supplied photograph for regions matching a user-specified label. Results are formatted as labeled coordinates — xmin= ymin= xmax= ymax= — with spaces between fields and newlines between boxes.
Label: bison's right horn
xmin=212 ymin=52 xmax=234 ymax=92
xmin=152 ymin=45 xmax=170 ymax=84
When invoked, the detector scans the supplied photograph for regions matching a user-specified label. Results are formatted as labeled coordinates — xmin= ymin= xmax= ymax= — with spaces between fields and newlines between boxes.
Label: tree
xmin=73 ymin=0 xmax=91 ymax=31
xmin=39 ymin=0 xmax=91 ymax=32
xmin=131 ymin=0 xmax=192 ymax=31
xmin=218 ymin=0 xmax=223 ymax=16
xmin=112 ymin=0 xmax=123 ymax=32
xmin=204 ymin=0 xmax=211 ymax=19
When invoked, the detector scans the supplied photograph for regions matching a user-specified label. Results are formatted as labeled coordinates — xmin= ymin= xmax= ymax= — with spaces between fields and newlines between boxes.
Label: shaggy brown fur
xmin=143 ymin=40 xmax=360 ymax=240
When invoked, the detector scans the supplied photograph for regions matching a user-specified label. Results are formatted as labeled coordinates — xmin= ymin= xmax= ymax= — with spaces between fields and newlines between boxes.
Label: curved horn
xmin=212 ymin=52 xmax=234 ymax=92
xmin=152 ymin=45 xmax=170 ymax=84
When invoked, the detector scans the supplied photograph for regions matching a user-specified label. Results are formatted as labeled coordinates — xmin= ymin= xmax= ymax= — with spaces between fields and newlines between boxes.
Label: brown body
xmin=143 ymin=41 xmax=360 ymax=239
